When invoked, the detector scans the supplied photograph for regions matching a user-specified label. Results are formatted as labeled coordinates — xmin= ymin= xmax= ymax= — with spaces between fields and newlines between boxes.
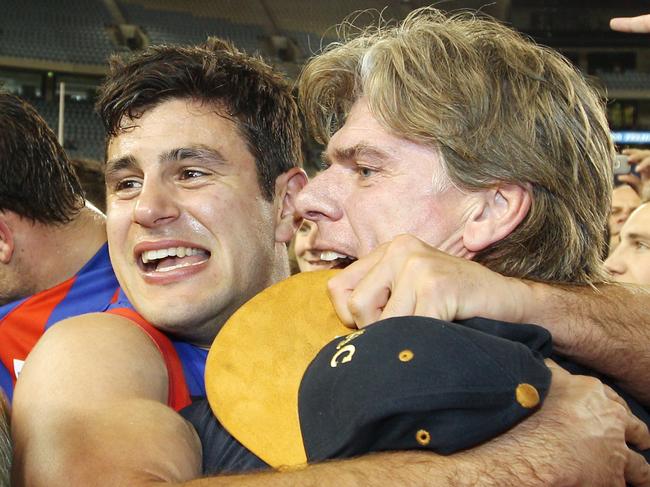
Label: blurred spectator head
xmin=293 ymin=220 xmax=337 ymax=272
xmin=605 ymin=202 xmax=650 ymax=285
xmin=70 ymin=158 xmax=106 ymax=213
xmin=608 ymin=183 xmax=641 ymax=252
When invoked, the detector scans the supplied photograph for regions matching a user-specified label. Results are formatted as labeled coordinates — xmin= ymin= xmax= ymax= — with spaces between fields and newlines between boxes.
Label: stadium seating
xmin=118 ymin=0 xmax=263 ymax=54
xmin=27 ymin=96 xmax=105 ymax=162
xmin=0 ymin=0 xmax=115 ymax=65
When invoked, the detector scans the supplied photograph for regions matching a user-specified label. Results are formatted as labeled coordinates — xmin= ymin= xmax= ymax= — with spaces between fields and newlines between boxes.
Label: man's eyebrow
xmin=161 ymin=146 xmax=227 ymax=165
xmin=105 ymin=155 xmax=137 ymax=177
xmin=329 ymin=143 xmax=392 ymax=164
xmin=625 ymin=232 xmax=650 ymax=241
xmin=105 ymin=146 xmax=227 ymax=177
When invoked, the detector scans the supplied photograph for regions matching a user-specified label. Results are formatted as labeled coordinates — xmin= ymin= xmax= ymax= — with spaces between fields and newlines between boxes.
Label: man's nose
xmin=295 ymin=169 xmax=343 ymax=223
xmin=604 ymin=249 xmax=626 ymax=276
xmin=133 ymin=179 xmax=180 ymax=227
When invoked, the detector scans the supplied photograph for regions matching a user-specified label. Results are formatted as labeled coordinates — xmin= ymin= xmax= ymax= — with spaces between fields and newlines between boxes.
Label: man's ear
xmin=463 ymin=183 xmax=531 ymax=252
xmin=274 ymin=167 xmax=308 ymax=243
xmin=0 ymin=214 xmax=15 ymax=264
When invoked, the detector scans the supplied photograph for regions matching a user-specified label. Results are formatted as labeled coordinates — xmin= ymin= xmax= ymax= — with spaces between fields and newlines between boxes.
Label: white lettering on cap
xmin=330 ymin=345 xmax=356 ymax=367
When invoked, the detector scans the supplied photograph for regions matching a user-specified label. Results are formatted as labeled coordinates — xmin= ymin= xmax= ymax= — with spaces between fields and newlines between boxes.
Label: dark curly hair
xmin=96 ymin=37 xmax=303 ymax=200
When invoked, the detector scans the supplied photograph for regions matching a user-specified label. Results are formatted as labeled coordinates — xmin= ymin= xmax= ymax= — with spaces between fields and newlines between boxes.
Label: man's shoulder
xmin=15 ymin=311 xmax=172 ymax=412
xmin=24 ymin=312 xmax=170 ymax=395
xmin=0 ymin=242 xmax=118 ymax=323
xmin=45 ymin=312 xmax=161 ymax=350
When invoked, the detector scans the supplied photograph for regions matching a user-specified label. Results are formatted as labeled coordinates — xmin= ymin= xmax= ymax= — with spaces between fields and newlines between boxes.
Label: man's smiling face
xmin=105 ymin=98 xmax=280 ymax=345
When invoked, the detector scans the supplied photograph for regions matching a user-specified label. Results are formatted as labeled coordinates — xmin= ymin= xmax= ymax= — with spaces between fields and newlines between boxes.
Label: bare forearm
xmin=168 ymin=449 xmax=554 ymax=487
xmin=523 ymin=280 xmax=650 ymax=404
xmin=12 ymin=401 xmax=202 ymax=487
xmin=176 ymin=452 xmax=454 ymax=487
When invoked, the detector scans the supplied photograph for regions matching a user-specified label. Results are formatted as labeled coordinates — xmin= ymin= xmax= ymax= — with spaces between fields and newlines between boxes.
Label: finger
xmin=619 ymin=396 xmax=650 ymax=450
xmin=544 ymin=359 xmax=573 ymax=383
xmin=618 ymin=174 xmax=642 ymax=192
xmin=603 ymin=384 xmax=633 ymax=412
xmin=627 ymin=412 xmax=650 ymax=451
xmin=623 ymin=149 xmax=650 ymax=163
xmin=344 ymin=253 xmax=404 ymax=328
xmin=544 ymin=358 xmax=565 ymax=372
xmin=610 ymin=15 xmax=650 ymax=34
xmin=636 ymin=159 xmax=650 ymax=178
xmin=624 ymin=449 xmax=650 ymax=487
xmin=413 ymin=283 xmax=450 ymax=320
xmin=599 ymin=385 xmax=650 ymax=450
xmin=327 ymin=247 xmax=385 ymax=326
xmin=378 ymin=275 xmax=419 ymax=322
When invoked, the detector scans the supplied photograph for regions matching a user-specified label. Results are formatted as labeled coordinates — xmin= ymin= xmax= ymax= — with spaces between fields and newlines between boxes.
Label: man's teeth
xmin=320 ymin=251 xmax=352 ymax=262
xmin=155 ymin=260 xmax=205 ymax=273
xmin=141 ymin=247 xmax=204 ymax=264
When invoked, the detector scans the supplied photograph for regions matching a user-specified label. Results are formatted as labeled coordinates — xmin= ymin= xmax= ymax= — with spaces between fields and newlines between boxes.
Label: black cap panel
xmin=299 ymin=316 xmax=552 ymax=461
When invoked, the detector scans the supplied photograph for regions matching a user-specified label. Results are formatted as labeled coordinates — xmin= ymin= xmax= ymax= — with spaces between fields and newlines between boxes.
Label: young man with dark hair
xmin=12 ymin=38 xmax=307 ymax=484
xmin=0 ymin=92 xmax=118 ymax=402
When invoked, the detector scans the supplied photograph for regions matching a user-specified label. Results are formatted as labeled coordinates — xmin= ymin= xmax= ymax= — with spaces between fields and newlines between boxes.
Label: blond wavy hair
xmin=298 ymin=8 xmax=614 ymax=285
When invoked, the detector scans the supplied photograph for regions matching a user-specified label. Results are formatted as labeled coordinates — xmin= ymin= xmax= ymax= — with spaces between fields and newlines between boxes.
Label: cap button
xmin=515 ymin=383 xmax=540 ymax=408
xmin=399 ymin=349 xmax=414 ymax=362
xmin=415 ymin=429 xmax=431 ymax=446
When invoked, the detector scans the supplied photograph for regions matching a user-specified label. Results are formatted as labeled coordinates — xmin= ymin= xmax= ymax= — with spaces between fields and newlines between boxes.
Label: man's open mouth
xmin=319 ymin=251 xmax=357 ymax=269
xmin=140 ymin=247 xmax=210 ymax=273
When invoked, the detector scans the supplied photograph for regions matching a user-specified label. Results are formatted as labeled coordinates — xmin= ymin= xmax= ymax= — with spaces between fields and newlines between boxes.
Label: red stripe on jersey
xmin=106 ymin=307 xmax=192 ymax=411
xmin=0 ymin=277 xmax=76 ymax=388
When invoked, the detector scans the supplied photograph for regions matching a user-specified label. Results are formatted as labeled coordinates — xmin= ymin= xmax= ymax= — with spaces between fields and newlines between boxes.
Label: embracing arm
xmin=11 ymin=311 xmax=650 ymax=486
xmin=520 ymin=281 xmax=650 ymax=405
xmin=326 ymin=236 xmax=650 ymax=406
xmin=182 ymin=363 xmax=650 ymax=487
xmin=8 ymin=314 xmax=489 ymax=487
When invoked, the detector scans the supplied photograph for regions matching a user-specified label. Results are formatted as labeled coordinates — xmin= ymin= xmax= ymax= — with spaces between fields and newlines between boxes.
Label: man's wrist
xmin=505 ymin=276 xmax=540 ymax=326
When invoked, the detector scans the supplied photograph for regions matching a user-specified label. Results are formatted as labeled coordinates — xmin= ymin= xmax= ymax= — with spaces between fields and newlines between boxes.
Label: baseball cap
xmin=206 ymin=270 xmax=551 ymax=468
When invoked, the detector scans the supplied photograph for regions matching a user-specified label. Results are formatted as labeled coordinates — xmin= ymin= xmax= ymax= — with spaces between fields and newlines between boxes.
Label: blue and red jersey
xmin=0 ymin=242 xmax=209 ymax=409
xmin=106 ymin=290 xmax=208 ymax=411
xmin=0 ymin=243 xmax=119 ymax=401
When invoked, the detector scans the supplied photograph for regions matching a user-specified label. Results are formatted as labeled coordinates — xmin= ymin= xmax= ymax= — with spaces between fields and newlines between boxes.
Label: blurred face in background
xmin=609 ymin=184 xmax=641 ymax=251
xmin=605 ymin=202 xmax=650 ymax=285
xmin=294 ymin=220 xmax=338 ymax=272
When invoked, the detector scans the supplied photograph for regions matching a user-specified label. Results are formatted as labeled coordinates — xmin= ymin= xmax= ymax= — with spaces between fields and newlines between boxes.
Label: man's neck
xmin=30 ymin=205 xmax=107 ymax=293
